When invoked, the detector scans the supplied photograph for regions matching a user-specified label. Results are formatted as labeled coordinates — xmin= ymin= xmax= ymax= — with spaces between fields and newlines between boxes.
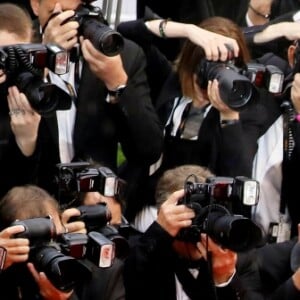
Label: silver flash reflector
xmin=46 ymin=44 xmax=70 ymax=75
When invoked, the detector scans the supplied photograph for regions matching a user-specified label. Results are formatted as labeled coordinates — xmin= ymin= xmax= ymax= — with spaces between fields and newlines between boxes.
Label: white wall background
xmin=93 ymin=0 xmax=137 ymax=26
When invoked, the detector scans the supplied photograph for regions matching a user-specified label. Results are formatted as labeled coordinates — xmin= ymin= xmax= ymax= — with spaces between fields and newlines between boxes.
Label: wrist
xmin=107 ymin=84 xmax=127 ymax=104
xmin=16 ymin=137 xmax=37 ymax=156
xmin=215 ymin=269 xmax=236 ymax=287
xmin=185 ymin=24 xmax=197 ymax=39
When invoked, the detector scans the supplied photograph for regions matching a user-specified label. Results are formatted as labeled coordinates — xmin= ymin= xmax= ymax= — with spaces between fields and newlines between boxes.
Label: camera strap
xmin=61 ymin=62 xmax=81 ymax=106
xmin=280 ymin=100 xmax=295 ymax=214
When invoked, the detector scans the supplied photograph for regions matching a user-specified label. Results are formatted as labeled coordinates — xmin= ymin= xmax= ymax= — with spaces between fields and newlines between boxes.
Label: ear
xmin=288 ymin=44 xmax=296 ymax=68
xmin=30 ymin=0 xmax=40 ymax=17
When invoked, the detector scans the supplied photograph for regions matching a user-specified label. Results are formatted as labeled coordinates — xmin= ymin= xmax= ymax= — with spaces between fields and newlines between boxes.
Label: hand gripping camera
xmin=71 ymin=3 xmax=124 ymax=56
xmin=11 ymin=215 xmax=121 ymax=291
xmin=12 ymin=217 xmax=91 ymax=292
xmin=0 ymin=43 xmax=72 ymax=116
xmin=177 ymin=176 xmax=263 ymax=252
xmin=46 ymin=3 xmax=124 ymax=57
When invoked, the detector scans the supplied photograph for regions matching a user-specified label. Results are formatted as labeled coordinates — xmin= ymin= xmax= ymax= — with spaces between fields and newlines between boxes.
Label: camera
xmin=177 ymin=176 xmax=263 ymax=252
xmin=0 ymin=43 xmax=72 ymax=116
xmin=70 ymin=204 xmax=130 ymax=259
xmin=11 ymin=216 xmax=91 ymax=292
xmin=69 ymin=203 xmax=112 ymax=231
xmin=197 ymin=58 xmax=284 ymax=111
xmin=56 ymin=161 xmax=125 ymax=199
xmin=246 ymin=63 xmax=284 ymax=94
xmin=64 ymin=3 xmax=124 ymax=56
xmin=11 ymin=216 xmax=119 ymax=291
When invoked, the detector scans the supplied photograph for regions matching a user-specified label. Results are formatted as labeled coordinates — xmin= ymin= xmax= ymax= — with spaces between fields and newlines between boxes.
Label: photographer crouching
xmin=124 ymin=165 xmax=264 ymax=300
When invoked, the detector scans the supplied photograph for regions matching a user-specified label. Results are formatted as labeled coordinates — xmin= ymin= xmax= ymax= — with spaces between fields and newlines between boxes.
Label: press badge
xmin=268 ymin=219 xmax=291 ymax=243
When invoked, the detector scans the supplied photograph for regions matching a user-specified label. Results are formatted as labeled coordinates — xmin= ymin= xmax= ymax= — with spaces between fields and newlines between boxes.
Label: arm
xmin=80 ymin=38 xmax=164 ymax=165
xmin=145 ymin=19 xmax=239 ymax=61
xmin=124 ymin=190 xmax=194 ymax=299
xmin=252 ymin=22 xmax=300 ymax=44
xmin=7 ymin=86 xmax=41 ymax=157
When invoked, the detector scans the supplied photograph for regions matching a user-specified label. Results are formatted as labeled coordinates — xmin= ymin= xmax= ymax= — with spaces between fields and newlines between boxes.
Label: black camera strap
xmin=280 ymin=100 xmax=295 ymax=214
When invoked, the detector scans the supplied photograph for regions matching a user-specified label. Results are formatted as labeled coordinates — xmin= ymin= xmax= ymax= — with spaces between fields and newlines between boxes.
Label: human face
xmin=173 ymin=240 xmax=203 ymax=261
xmin=31 ymin=0 xmax=82 ymax=27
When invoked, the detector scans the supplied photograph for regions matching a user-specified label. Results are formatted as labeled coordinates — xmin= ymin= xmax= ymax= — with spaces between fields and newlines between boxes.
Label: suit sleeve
xmin=0 ymin=136 xmax=39 ymax=198
xmin=113 ymin=39 xmax=164 ymax=165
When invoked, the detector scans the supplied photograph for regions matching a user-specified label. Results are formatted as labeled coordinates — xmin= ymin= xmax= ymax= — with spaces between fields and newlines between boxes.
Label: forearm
xmin=145 ymin=19 xmax=196 ymax=39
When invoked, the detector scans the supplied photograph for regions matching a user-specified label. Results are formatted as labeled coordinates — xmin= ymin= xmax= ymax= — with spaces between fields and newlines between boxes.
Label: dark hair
xmin=0 ymin=3 xmax=33 ymax=42
xmin=0 ymin=185 xmax=60 ymax=230
xmin=155 ymin=165 xmax=214 ymax=208
xmin=177 ymin=16 xmax=251 ymax=100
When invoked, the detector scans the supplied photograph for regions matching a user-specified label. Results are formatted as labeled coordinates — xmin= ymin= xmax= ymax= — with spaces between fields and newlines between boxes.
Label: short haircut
xmin=0 ymin=3 xmax=33 ymax=41
xmin=0 ymin=185 xmax=60 ymax=230
xmin=155 ymin=164 xmax=214 ymax=208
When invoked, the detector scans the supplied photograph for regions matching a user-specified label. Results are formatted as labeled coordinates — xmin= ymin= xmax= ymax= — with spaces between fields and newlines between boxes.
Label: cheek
xmin=62 ymin=0 xmax=82 ymax=10
xmin=83 ymin=192 xmax=102 ymax=205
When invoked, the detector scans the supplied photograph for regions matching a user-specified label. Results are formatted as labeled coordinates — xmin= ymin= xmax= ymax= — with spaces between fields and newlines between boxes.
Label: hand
xmin=42 ymin=3 xmax=79 ymax=50
xmin=80 ymin=37 xmax=128 ymax=90
xmin=185 ymin=24 xmax=239 ymax=61
xmin=61 ymin=208 xmax=86 ymax=234
xmin=291 ymin=73 xmax=300 ymax=113
xmin=27 ymin=262 xmax=73 ymax=300
xmin=0 ymin=69 xmax=6 ymax=84
xmin=8 ymin=86 xmax=41 ymax=156
xmin=207 ymin=80 xmax=239 ymax=120
xmin=197 ymin=234 xmax=237 ymax=285
xmin=157 ymin=190 xmax=195 ymax=237
xmin=0 ymin=225 xmax=29 ymax=270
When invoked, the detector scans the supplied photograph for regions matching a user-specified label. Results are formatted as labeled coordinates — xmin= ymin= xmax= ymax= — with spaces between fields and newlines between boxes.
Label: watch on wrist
xmin=107 ymin=84 xmax=127 ymax=104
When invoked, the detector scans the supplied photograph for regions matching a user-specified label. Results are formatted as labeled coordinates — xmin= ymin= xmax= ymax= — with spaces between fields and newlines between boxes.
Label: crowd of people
xmin=1 ymin=0 xmax=300 ymax=299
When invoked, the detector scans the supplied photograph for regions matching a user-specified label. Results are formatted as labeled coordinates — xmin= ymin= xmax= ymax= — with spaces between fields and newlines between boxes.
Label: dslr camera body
xmin=56 ymin=161 xmax=125 ymax=200
xmin=59 ymin=3 xmax=124 ymax=57
xmin=70 ymin=203 xmax=130 ymax=260
xmin=0 ymin=43 xmax=72 ymax=116
xmin=12 ymin=215 xmax=117 ymax=291
xmin=197 ymin=58 xmax=284 ymax=111
xmin=177 ymin=176 xmax=263 ymax=252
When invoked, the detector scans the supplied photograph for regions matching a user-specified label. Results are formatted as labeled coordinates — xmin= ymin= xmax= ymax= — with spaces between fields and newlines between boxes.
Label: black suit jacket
xmin=34 ymin=38 xmax=163 ymax=197
xmin=124 ymin=222 xmax=264 ymax=300
xmin=75 ymin=258 xmax=125 ymax=300
xmin=254 ymin=239 xmax=300 ymax=300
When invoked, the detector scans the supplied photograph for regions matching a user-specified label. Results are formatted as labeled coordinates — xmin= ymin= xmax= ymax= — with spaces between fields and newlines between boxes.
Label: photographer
xmin=245 ymin=36 xmax=300 ymax=240
xmin=0 ymin=185 xmax=125 ymax=300
xmin=0 ymin=185 xmax=77 ymax=299
xmin=119 ymin=16 xmax=267 ymax=222
xmin=0 ymin=3 xmax=42 ymax=197
xmin=124 ymin=165 xmax=263 ymax=300
xmin=28 ymin=0 xmax=164 ymax=208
